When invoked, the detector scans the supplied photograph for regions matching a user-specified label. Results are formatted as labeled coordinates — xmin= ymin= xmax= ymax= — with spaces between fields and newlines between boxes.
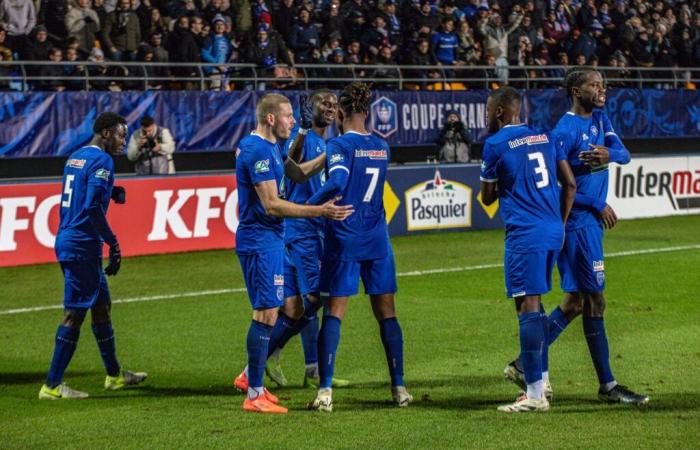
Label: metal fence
xmin=1 ymin=61 xmax=698 ymax=91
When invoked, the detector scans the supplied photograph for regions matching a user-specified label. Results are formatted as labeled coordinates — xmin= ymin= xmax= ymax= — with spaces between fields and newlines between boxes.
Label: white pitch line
xmin=2 ymin=244 xmax=699 ymax=316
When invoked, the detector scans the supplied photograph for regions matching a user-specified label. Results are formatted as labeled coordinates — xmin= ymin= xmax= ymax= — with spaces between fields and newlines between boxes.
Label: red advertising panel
xmin=0 ymin=174 xmax=237 ymax=267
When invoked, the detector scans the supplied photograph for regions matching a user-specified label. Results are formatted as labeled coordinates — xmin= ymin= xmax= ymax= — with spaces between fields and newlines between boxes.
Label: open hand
xmin=579 ymin=144 xmax=610 ymax=167
xmin=599 ymin=204 xmax=618 ymax=229
xmin=321 ymin=196 xmax=354 ymax=220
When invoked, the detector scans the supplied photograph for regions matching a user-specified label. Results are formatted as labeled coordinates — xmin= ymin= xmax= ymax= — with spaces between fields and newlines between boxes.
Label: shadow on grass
xmin=0 ymin=371 xmax=98 ymax=385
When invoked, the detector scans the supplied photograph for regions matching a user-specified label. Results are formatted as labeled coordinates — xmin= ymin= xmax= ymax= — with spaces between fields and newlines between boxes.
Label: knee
xmin=91 ymin=303 xmax=112 ymax=324
xmin=61 ymin=310 xmax=86 ymax=328
xmin=584 ymin=293 xmax=606 ymax=317
xmin=283 ymin=298 xmax=304 ymax=320
xmin=561 ymin=293 xmax=583 ymax=319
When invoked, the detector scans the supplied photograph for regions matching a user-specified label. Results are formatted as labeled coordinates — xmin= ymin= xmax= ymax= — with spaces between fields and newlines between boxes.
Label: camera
xmin=141 ymin=136 xmax=158 ymax=159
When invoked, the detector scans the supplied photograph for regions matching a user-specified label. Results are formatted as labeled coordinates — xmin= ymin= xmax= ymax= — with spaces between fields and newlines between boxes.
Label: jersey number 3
xmin=61 ymin=174 xmax=75 ymax=208
xmin=528 ymin=152 xmax=549 ymax=189
xmin=363 ymin=167 xmax=380 ymax=202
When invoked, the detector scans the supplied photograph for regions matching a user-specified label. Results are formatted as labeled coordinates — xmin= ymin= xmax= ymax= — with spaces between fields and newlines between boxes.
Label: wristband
xmin=297 ymin=128 xmax=309 ymax=135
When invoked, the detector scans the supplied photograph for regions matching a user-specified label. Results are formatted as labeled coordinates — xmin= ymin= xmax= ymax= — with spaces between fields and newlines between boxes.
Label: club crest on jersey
xmin=593 ymin=260 xmax=605 ymax=272
xmin=95 ymin=168 xmax=110 ymax=180
xmin=254 ymin=159 xmax=270 ymax=173
xmin=329 ymin=153 xmax=344 ymax=164
xmin=507 ymin=134 xmax=549 ymax=149
xmin=582 ymin=133 xmax=589 ymax=140
xmin=596 ymin=271 xmax=605 ymax=286
xmin=590 ymin=125 xmax=598 ymax=136
xmin=274 ymin=274 xmax=284 ymax=286
xmin=370 ymin=96 xmax=398 ymax=138
xmin=67 ymin=158 xmax=86 ymax=169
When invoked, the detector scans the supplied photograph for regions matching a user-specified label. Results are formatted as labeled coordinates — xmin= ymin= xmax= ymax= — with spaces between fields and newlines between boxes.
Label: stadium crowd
xmin=0 ymin=0 xmax=698 ymax=90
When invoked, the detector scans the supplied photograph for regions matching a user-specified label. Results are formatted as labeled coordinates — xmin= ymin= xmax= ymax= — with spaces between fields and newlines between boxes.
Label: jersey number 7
xmin=363 ymin=167 xmax=380 ymax=202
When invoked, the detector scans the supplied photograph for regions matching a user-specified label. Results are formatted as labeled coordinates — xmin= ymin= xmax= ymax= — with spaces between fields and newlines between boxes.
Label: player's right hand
xmin=300 ymin=94 xmax=314 ymax=129
xmin=105 ymin=242 xmax=122 ymax=276
xmin=599 ymin=204 xmax=618 ymax=229
xmin=321 ymin=196 xmax=354 ymax=221
xmin=111 ymin=185 xmax=126 ymax=204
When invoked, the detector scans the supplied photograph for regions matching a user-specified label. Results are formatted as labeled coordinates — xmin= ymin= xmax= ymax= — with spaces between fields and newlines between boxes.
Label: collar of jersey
xmin=251 ymin=131 xmax=276 ymax=144
xmin=502 ymin=123 xmax=526 ymax=128
xmin=344 ymin=130 xmax=372 ymax=136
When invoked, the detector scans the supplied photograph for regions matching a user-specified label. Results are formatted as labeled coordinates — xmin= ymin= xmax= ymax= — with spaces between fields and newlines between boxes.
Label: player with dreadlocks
xmin=305 ymin=82 xmax=412 ymax=412
xmin=503 ymin=68 xmax=649 ymax=405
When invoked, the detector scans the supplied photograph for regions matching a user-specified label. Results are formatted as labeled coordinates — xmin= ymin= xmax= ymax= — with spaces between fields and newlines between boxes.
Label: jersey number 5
xmin=61 ymin=174 xmax=75 ymax=208
xmin=363 ymin=167 xmax=380 ymax=202
xmin=528 ymin=152 xmax=549 ymax=189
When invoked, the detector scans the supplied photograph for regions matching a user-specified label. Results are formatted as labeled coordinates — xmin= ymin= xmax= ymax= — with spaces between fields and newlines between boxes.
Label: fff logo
xmin=371 ymin=96 xmax=398 ymax=139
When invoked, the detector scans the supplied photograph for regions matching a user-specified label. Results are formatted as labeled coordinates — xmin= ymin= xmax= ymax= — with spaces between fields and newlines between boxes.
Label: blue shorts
xmin=319 ymin=248 xmax=397 ymax=297
xmin=504 ymin=249 xmax=559 ymax=298
xmin=60 ymin=259 xmax=111 ymax=311
xmin=283 ymin=236 xmax=322 ymax=299
xmin=558 ymin=225 xmax=605 ymax=293
xmin=238 ymin=249 xmax=285 ymax=310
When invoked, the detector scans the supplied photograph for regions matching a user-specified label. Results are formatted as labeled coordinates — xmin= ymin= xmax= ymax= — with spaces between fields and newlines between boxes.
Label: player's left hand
xmin=105 ymin=242 xmax=122 ymax=276
xmin=579 ymin=144 xmax=610 ymax=167
xmin=300 ymin=94 xmax=313 ymax=129
xmin=321 ymin=196 xmax=354 ymax=221
xmin=111 ymin=185 xmax=126 ymax=204
xmin=599 ymin=204 xmax=618 ymax=229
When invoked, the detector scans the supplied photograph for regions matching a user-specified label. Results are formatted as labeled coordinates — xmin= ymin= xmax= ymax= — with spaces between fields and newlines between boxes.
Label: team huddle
xmin=40 ymin=71 xmax=648 ymax=414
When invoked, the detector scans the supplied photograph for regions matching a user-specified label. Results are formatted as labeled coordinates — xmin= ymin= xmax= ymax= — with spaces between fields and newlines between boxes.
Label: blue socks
xmin=300 ymin=296 xmax=320 ymax=365
xmin=246 ymin=320 xmax=272 ymax=391
xmin=547 ymin=306 xmax=570 ymax=346
xmin=518 ymin=312 xmax=544 ymax=385
xmin=46 ymin=325 xmax=80 ymax=388
xmin=540 ymin=309 xmax=549 ymax=374
xmin=266 ymin=312 xmax=297 ymax=359
xmin=318 ymin=315 xmax=341 ymax=389
xmin=92 ymin=322 xmax=120 ymax=377
xmin=379 ymin=317 xmax=405 ymax=387
xmin=583 ymin=317 xmax=615 ymax=384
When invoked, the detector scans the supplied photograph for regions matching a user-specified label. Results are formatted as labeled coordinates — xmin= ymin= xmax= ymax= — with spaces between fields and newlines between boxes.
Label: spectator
xmin=203 ymin=0 xmax=232 ymax=25
xmin=570 ymin=21 xmax=602 ymax=62
xmin=324 ymin=47 xmax=351 ymax=88
xmin=342 ymin=8 xmax=367 ymax=44
xmin=409 ymin=0 xmax=439 ymax=42
xmin=244 ymin=22 xmax=291 ymax=89
xmin=0 ymin=0 xmax=36 ymax=50
xmin=92 ymin=0 xmax=108 ymax=26
xmin=455 ymin=19 xmax=478 ymax=64
xmin=101 ymin=0 xmax=140 ymax=61
xmin=404 ymin=37 xmax=440 ymax=87
xmin=440 ymin=0 xmax=465 ymax=24
xmin=543 ymin=9 xmax=567 ymax=53
xmin=130 ymin=44 xmax=164 ymax=89
xmin=382 ymin=0 xmax=401 ymax=48
xmin=190 ymin=15 xmax=206 ymax=47
xmin=319 ymin=0 xmax=341 ymax=40
xmin=320 ymin=31 xmax=341 ymax=60
xmin=431 ymin=16 xmax=458 ymax=66
xmin=480 ymin=10 xmax=523 ymax=82
xmin=631 ymin=28 xmax=654 ymax=67
xmin=370 ymin=45 xmax=398 ymax=88
xmin=127 ymin=115 xmax=176 ymax=175
xmin=289 ymin=7 xmax=319 ymax=63
xmin=436 ymin=112 xmax=471 ymax=163
xmin=41 ymin=0 xmax=70 ymax=39
xmin=65 ymin=0 xmax=100 ymax=52
xmin=231 ymin=0 xmax=252 ymax=38
xmin=63 ymin=45 xmax=86 ymax=90
xmin=166 ymin=15 xmax=200 ymax=81
xmin=149 ymin=31 xmax=168 ymax=64
xmin=362 ymin=14 xmax=395 ymax=58
xmin=38 ymin=47 xmax=66 ymax=91
xmin=22 ymin=25 xmax=51 ymax=67
xmin=271 ymin=0 xmax=296 ymax=43
xmin=86 ymin=46 xmax=110 ymax=90
xmin=140 ymin=5 xmax=167 ymax=39
xmin=201 ymin=14 xmax=232 ymax=89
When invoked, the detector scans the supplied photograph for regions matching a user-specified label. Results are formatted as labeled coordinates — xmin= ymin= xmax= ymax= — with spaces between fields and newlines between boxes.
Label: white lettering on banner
xmin=0 ymin=197 xmax=36 ymax=251
xmin=404 ymin=170 xmax=472 ymax=231
xmin=193 ymin=188 xmax=227 ymax=238
xmin=147 ymin=189 xmax=196 ymax=240
xmin=607 ymin=156 xmax=700 ymax=219
xmin=401 ymin=102 xmax=485 ymax=132
xmin=223 ymin=189 xmax=239 ymax=233
xmin=34 ymin=194 xmax=61 ymax=248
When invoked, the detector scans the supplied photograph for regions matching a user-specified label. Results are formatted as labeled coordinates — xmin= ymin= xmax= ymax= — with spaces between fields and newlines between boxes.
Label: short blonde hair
xmin=256 ymin=93 xmax=290 ymax=125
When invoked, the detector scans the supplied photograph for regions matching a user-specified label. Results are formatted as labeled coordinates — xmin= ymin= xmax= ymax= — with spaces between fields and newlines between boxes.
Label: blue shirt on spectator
xmin=431 ymin=31 xmax=458 ymax=65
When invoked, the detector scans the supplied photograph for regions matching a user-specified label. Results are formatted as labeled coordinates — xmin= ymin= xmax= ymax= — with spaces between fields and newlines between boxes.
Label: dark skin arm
xmin=556 ymin=159 xmax=576 ymax=223
xmin=480 ymin=181 xmax=497 ymax=206
xmin=284 ymin=152 xmax=326 ymax=183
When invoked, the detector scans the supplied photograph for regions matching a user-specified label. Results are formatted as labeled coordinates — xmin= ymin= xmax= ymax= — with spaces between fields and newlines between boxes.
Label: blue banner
xmin=1 ymin=89 xmax=698 ymax=158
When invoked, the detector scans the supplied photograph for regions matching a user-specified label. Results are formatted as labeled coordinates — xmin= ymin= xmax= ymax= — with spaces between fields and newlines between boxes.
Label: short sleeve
xmin=479 ymin=141 xmax=499 ymax=182
xmin=552 ymin=133 xmax=568 ymax=161
xmin=326 ymin=139 xmax=351 ymax=176
xmin=249 ymin=145 xmax=277 ymax=185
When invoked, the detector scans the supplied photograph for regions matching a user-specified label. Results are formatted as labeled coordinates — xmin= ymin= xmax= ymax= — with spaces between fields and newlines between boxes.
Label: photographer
xmin=436 ymin=112 xmax=472 ymax=163
xmin=127 ymin=115 xmax=176 ymax=175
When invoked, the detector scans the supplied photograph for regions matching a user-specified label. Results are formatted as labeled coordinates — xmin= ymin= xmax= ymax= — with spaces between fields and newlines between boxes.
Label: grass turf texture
xmin=1 ymin=215 xmax=699 ymax=449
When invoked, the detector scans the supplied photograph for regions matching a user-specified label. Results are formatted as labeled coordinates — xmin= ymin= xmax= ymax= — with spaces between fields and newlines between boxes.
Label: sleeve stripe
xmin=480 ymin=177 xmax=498 ymax=182
xmin=604 ymin=132 xmax=617 ymax=137
xmin=328 ymin=165 xmax=350 ymax=174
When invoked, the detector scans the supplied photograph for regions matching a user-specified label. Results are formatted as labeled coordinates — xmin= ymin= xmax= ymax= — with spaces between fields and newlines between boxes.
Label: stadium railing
xmin=0 ymin=62 xmax=698 ymax=91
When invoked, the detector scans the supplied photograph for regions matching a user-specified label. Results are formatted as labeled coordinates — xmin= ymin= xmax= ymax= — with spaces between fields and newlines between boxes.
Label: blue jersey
xmin=480 ymin=124 xmax=565 ymax=252
xmin=282 ymin=130 xmax=326 ymax=243
xmin=431 ymin=31 xmax=458 ymax=65
xmin=55 ymin=146 xmax=114 ymax=261
xmin=324 ymin=131 xmax=390 ymax=261
xmin=235 ymin=133 xmax=286 ymax=255
xmin=554 ymin=110 xmax=626 ymax=231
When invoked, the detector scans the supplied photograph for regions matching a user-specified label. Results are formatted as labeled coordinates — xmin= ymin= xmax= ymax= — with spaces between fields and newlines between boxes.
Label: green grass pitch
xmin=1 ymin=215 xmax=699 ymax=449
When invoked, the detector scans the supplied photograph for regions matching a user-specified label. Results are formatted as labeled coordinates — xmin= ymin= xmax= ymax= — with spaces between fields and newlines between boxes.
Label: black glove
xmin=84 ymin=14 xmax=94 ymax=24
xmin=111 ymin=185 xmax=126 ymax=204
xmin=104 ymin=242 xmax=122 ymax=276
xmin=299 ymin=94 xmax=313 ymax=129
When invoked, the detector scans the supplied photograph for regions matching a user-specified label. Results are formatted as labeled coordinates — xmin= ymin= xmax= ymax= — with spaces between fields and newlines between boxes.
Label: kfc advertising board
xmin=0 ymin=174 xmax=238 ymax=267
